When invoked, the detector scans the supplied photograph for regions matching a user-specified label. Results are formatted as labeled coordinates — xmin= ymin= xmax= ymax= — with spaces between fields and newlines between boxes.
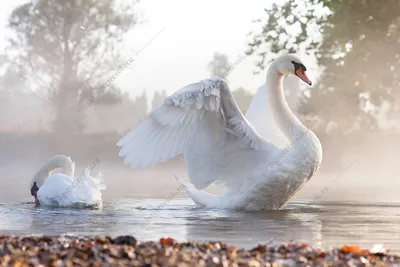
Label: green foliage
xmin=247 ymin=0 xmax=328 ymax=72
xmin=248 ymin=0 xmax=400 ymax=132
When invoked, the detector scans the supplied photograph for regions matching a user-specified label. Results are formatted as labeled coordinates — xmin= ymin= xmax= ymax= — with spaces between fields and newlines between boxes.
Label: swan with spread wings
xmin=117 ymin=54 xmax=322 ymax=211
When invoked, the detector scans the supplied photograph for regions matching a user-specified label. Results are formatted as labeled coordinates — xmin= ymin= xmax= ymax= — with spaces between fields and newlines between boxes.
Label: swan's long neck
xmin=30 ymin=155 xmax=75 ymax=189
xmin=266 ymin=67 xmax=306 ymax=141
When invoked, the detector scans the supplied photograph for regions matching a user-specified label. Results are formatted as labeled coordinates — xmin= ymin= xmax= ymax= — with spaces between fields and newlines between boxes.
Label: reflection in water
xmin=183 ymin=208 xmax=323 ymax=248
xmin=312 ymin=202 xmax=400 ymax=250
xmin=0 ymin=199 xmax=400 ymax=253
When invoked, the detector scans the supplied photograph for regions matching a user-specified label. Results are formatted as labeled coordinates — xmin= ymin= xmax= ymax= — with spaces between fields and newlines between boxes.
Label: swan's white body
xmin=30 ymin=155 xmax=106 ymax=208
xmin=117 ymin=54 xmax=322 ymax=210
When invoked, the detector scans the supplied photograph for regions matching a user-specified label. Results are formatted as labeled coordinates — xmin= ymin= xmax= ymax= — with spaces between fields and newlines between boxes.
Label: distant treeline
xmin=1 ymin=130 xmax=399 ymax=176
xmin=0 ymin=131 xmax=188 ymax=168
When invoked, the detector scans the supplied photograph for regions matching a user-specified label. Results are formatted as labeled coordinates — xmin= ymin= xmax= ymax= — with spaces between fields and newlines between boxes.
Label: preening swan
xmin=30 ymin=155 xmax=106 ymax=208
xmin=117 ymin=54 xmax=322 ymax=211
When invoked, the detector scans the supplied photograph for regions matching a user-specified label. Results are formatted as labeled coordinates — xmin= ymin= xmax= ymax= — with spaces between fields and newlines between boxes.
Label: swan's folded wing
xmin=117 ymin=76 xmax=275 ymax=189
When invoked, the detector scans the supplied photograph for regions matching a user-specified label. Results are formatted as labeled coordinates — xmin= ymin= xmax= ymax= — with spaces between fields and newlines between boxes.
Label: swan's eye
xmin=291 ymin=60 xmax=307 ymax=72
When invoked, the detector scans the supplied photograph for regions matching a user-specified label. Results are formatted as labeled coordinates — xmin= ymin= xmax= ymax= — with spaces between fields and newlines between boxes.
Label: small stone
xmin=112 ymin=235 xmax=137 ymax=246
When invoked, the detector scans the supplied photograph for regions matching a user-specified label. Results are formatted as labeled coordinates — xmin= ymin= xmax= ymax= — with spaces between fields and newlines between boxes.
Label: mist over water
xmin=2 ymin=146 xmax=400 ymax=204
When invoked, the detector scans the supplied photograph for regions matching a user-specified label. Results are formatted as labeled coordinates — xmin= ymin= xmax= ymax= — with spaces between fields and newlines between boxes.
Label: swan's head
xmin=274 ymin=54 xmax=312 ymax=86
xmin=30 ymin=171 xmax=47 ymax=198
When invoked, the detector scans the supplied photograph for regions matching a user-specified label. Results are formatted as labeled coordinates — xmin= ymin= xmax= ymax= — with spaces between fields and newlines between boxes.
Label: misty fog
xmin=1 ymin=0 xmax=400 ymax=207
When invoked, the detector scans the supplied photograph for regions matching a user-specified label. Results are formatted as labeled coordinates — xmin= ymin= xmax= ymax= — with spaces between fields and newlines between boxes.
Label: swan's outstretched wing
xmin=117 ymin=77 xmax=276 ymax=189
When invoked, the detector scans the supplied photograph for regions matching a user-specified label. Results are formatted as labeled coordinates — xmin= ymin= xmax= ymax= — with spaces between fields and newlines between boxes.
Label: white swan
xmin=30 ymin=155 xmax=106 ymax=208
xmin=117 ymin=54 xmax=322 ymax=210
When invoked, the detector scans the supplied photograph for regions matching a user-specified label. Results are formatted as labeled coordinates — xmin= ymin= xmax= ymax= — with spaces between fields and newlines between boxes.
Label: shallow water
xmin=1 ymin=199 xmax=400 ymax=253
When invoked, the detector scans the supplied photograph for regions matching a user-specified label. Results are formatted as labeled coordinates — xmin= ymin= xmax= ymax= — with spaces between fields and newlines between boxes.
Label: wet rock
xmin=112 ymin=235 xmax=137 ymax=246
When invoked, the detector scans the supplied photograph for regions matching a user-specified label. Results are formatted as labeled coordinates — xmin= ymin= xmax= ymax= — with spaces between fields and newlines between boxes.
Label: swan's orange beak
xmin=296 ymin=68 xmax=312 ymax=86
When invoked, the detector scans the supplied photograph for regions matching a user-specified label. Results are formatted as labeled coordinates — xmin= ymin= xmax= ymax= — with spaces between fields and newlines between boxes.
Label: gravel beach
xmin=0 ymin=235 xmax=399 ymax=266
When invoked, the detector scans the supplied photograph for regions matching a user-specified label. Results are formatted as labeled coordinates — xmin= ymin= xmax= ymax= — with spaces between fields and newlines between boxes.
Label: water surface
xmin=1 ymin=199 xmax=399 ymax=253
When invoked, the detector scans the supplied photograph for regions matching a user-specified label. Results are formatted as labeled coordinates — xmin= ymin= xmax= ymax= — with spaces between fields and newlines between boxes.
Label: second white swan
xmin=30 ymin=155 xmax=106 ymax=208
xmin=117 ymin=54 xmax=322 ymax=210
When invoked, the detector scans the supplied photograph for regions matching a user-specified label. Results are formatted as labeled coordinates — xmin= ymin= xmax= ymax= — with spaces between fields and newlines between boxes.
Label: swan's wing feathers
xmin=117 ymin=76 xmax=274 ymax=188
xmin=166 ymin=79 xmax=221 ymax=111
xmin=117 ymin=77 xmax=224 ymax=172
xmin=225 ymin=116 xmax=267 ymax=150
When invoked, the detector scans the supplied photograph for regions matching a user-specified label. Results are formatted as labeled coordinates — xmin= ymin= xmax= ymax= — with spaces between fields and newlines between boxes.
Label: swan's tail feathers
xmin=94 ymin=171 xmax=106 ymax=191
xmin=173 ymin=174 xmax=216 ymax=208
xmin=174 ymin=174 xmax=191 ymax=192
xmin=83 ymin=168 xmax=106 ymax=191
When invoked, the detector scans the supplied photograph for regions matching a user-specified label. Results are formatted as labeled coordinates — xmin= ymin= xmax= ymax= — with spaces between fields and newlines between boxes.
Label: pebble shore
xmin=0 ymin=235 xmax=399 ymax=266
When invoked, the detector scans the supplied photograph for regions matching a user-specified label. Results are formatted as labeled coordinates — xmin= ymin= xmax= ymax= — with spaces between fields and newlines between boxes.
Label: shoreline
xmin=0 ymin=235 xmax=399 ymax=266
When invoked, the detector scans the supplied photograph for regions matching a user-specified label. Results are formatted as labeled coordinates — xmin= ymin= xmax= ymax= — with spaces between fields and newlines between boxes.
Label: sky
xmin=0 ymin=0 xmax=291 ymax=101
xmin=118 ymin=0 xmax=273 ymax=98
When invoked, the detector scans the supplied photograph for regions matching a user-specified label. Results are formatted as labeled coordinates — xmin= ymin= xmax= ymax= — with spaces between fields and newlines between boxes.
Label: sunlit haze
xmin=1 ymin=0 xmax=289 ymax=100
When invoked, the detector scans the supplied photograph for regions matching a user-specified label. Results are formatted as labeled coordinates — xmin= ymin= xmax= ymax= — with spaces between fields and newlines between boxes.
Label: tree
xmin=4 ymin=0 xmax=139 ymax=133
xmin=151 ymin=90 xmax=167 ymax=111
xmin=207 ymin=52 xmax=231 ymax=78
xmin=247 ymin=0 xmax=400 ymax=133
xmin=133 ymin=91 xmax=148 ymax=122
xmin=0 ymin=58 xmax=49 ymax=132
